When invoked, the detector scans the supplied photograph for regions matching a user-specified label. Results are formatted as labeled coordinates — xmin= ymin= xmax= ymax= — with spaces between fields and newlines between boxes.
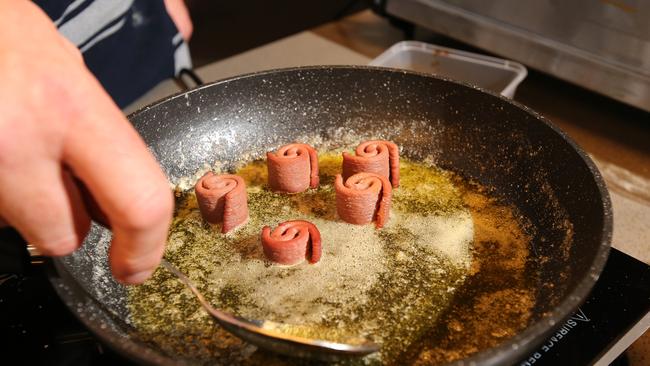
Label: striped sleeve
xmin=35 ymin=0 xmax=192 ymax=108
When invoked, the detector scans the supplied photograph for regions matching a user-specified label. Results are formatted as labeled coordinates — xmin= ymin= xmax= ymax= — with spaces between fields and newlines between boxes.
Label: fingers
xmin=57 ymin=34 xmax=84 ymax=64
xmin=0 ymin=0 xmax=170 ymax=284
xmin=63 ymin=76 xmax=173 ymax=284
xmin=62 ymin=169 xmax=93 ymax=243
xmin=0 ymin=160 xmax=90 ymax=256
xmin=164 ymin=0 xmax=193 ymax=41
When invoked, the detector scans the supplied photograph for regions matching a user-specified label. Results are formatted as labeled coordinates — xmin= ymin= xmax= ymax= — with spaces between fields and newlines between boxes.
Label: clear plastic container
xmin=370 ymin=41 xmax=527 ymax=98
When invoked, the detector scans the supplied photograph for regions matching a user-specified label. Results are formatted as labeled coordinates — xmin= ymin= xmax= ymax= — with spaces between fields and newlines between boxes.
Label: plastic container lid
xmin=369 ymin=41 xmax=527 ymax=98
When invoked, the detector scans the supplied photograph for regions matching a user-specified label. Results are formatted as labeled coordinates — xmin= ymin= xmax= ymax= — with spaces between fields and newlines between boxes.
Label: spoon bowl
xmin=160 ymin=259 xmax=380 ymax=361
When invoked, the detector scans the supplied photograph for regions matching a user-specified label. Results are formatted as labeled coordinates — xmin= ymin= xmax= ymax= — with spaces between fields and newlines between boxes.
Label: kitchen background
xmin=2 ymin=1 xmax=648 ymax=365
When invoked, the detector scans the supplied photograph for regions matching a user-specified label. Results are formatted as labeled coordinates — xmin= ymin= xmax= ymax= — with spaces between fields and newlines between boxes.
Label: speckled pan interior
xmin=50 ymin=66 xmax=611 ymax=366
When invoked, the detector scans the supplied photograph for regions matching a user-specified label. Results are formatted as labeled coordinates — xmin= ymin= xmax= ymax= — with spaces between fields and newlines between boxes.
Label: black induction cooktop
xmin=518 ymin=248 xmax=650 ymax=366
xmin=1 ymin=244 xmax=648 ymax=366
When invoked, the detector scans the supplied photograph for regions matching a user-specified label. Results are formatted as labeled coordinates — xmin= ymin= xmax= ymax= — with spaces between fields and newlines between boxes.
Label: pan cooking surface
xmin=125 ymin=142 xmax=538 ymax=365
xmin=53 ymin=67 xmax=610 ymax=366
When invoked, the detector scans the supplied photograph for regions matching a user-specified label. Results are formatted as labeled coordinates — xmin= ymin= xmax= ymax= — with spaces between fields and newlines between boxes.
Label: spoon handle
xmin=160 ymin=259 xmax=231 ymax=320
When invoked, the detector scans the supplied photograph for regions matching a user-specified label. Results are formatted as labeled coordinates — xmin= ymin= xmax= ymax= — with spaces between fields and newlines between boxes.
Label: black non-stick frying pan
xmin=47 ymin=66 xmax=612 ymax=365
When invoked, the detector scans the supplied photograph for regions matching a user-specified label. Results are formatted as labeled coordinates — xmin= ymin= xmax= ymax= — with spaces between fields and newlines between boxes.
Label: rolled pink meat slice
xmin=335 ymin=172 xmax=392 ymax=228
xmin=267 ymin=143 xmax=319 ymax=193
xmin=261 ymin=220 xmax=322 ymax=265
xmin=195 ymin=172 xmax=248 ymax=233
xmin=342 ymin=140 xmax=400 ymax=188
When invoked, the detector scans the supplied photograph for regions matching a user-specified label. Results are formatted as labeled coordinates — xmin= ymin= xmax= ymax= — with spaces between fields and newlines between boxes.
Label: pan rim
xmin=56 ymin=65 xmax=613 ymax=366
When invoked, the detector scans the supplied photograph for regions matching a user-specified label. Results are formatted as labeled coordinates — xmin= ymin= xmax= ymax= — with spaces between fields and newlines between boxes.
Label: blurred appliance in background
xmin=374 ymin=0 xmax=650 ymax=112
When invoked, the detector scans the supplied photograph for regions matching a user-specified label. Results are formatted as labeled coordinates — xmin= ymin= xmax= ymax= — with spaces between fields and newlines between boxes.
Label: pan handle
xmin=177 ymin=68 xmax=204 ymax=90
xmin=0 ymin=227 xmax=37 ymax=273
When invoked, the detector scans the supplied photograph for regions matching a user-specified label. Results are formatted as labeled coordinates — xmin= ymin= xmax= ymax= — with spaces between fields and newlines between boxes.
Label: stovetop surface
xmin=518 ymin=248 xmax=650 ymax=366
xmin=1 ymin=248 xmax=648 ymax=366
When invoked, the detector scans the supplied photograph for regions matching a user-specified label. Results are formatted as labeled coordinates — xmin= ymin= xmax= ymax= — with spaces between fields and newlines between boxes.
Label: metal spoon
xmin=160 ymin=259 xmax=380 ymax=361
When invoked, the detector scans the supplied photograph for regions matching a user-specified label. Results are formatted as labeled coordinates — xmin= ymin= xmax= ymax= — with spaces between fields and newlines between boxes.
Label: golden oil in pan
xmin=127 ymin=153 xmax=536 ymax=365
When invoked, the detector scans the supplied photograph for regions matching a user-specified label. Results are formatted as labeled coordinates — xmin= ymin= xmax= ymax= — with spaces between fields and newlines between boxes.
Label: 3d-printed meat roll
xmin=342 ymin=140 xmax=400 ymax=188
xmin=195 ymin=172 xmax=248 ymax=233
xmin=267 ymin=143 xmax=319 ymax=193
xmin=335 ymin=172 xmax=392 ymax=228
xmin=261 ymin=220 xmax=322 ymax=265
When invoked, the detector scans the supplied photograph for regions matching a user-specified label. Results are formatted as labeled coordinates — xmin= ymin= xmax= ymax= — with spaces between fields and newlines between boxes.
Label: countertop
xmin=127 ymin=10 xmax=650 ymax=365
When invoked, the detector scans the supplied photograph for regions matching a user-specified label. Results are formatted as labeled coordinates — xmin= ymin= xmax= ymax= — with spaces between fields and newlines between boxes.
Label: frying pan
xmin=47 ymin=66 xmax=611 ymax=365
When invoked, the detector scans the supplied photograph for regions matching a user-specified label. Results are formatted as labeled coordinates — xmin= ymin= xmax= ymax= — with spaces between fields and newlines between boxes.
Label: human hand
xmin=0 ymin=1 xmax=173 ymax=284
xmin=165 ymin=0 xmax=194 ymax=41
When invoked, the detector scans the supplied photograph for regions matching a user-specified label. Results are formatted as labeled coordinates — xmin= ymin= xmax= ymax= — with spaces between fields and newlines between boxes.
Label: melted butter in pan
xmin=127 ymin=153 xmax=534 ymax=365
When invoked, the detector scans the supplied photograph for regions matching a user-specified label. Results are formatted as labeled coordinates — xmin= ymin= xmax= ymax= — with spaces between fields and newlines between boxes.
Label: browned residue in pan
xmin=404 ymin=180 xmax=537 ymax=365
